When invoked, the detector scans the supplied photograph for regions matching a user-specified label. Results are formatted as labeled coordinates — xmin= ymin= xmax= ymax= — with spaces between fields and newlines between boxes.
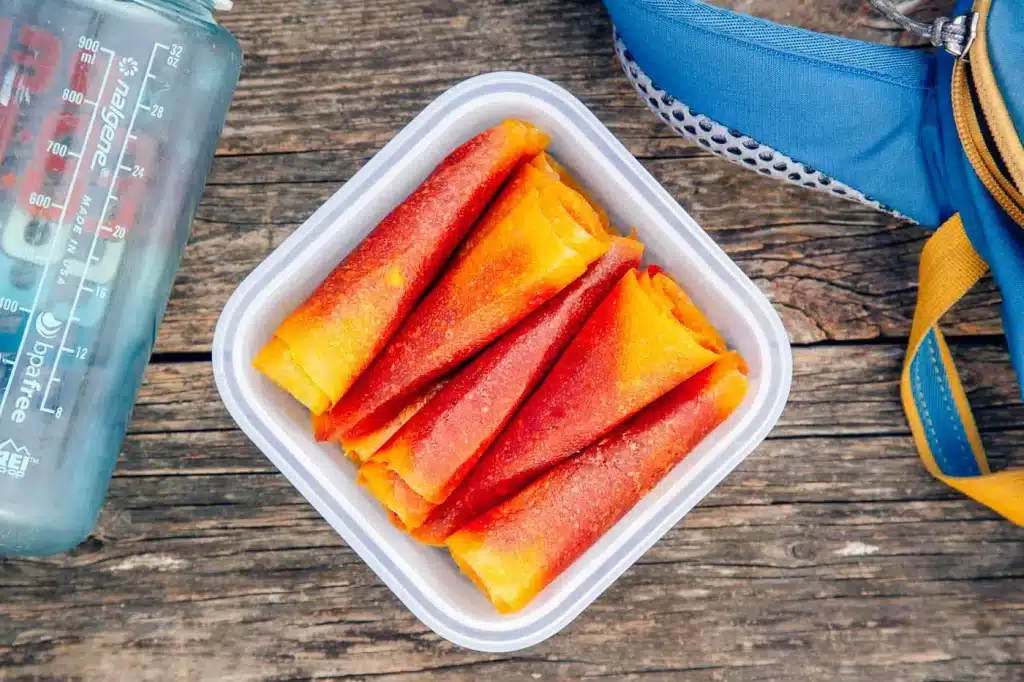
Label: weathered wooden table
xmin=2 ymin=1 xmax=1022 ymax=680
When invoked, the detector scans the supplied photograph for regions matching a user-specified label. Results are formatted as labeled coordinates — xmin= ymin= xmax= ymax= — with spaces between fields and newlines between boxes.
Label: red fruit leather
xmin=254 ymin=120 xmax=549 ymax=414
xmin=415 ymin=268 xmax=720 ymax=544
xmin=446 ymin=354 xmax=749 ymax=613
xmin=359 ymin=237 xmax=645 ymax=529
xmin=317 ymin=162 xmax=610 ymax=442
xmin=334 ymin=379 xmax=448 ymax=464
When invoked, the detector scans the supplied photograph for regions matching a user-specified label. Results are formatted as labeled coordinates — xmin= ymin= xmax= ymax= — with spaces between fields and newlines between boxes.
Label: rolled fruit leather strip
xmin=331 ymin=154 xmax=604 ymax=455
xmin=316 ymin=157 xmax=613 ymax=443
xmin=457 ymin=153 xmax=611 ymax=258
xmin=359 ymin=236 xmax=645 ymax=530
xmin=541 ymin=154 xmax=612 ymax=232
xmin=414 ymin=267 xmax=722 ymax=545
xmin=329 ymin=154 xmax=577 ymax=453
xmin=339 ymin=379 xmax=449 ymax=464
xmin=447 ymin=353 xmax=749 ymax=614
xmin=453 ymin=153 xmax=562 ymax=258
xmin=653 ymin=272 xmax=727 ymax=353
xmin=253 ymin=120 xmax=550 ymax=414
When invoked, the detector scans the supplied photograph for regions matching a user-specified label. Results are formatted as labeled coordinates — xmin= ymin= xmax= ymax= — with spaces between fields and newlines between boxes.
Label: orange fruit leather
xmin=253 ymin=120 xmax=549 ymax=414
xmin=335 ymin=379 xmax=448 ymax=464
xmin=415 ymin=267 xmax=723 ymax=545
xmin=316 ymin=157 xmax=612 ymax=444
xmin=358 ymin=237 xmax=644 ymax=530
xmin=446 ymin=353 xmax=748 ymax=614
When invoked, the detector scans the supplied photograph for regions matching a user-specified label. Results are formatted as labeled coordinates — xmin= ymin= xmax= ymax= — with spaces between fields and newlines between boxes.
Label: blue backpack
xmin=604 ymin=0 xmax=1024 ymax=523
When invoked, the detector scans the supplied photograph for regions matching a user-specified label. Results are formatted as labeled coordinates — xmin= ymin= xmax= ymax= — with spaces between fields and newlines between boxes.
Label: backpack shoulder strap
xmin=903 ymin=214 xmax=1024 ymax=525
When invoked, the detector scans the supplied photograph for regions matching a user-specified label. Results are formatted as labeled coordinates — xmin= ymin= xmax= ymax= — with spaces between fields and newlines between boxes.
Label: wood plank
xmin=158 ymin=152 xmax=1003 ymax=353
xmin=109 ymin=429 xmax=1020 ymax=509
xmin=1 ymin=449 xmax=1019 ymax=682
xmin=9 ymin=2 xmax=1021 ymax=681
xmin=9 ymin=341 xmax=1018 ymax=679
xmin=153 ymin=0 xmax=983 ymax=353
xmin=212 ymin=0 xmax=952 ymax=156
xmin=134 ymin=342 xmax=1023 ymax=440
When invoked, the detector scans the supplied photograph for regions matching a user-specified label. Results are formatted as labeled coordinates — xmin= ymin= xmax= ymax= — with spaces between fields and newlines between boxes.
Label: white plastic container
xmin=213 ymin=72 xmax=792 ymax=652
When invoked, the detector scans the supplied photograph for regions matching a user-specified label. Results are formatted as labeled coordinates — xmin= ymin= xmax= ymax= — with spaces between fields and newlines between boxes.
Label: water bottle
xmin=0 ymin=0 xmax=242 ymax=556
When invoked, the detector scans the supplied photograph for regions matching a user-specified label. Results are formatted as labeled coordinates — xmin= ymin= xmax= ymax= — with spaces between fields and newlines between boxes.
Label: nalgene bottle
xmin=0 ymin=0 xmax=242 ymax=555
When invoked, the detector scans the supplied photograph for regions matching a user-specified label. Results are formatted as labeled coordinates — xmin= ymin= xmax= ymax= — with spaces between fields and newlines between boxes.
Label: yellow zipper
xmin=950 ymin=1 xmax=1024 ymax=229
xmin=968 ymin=0 xmax=1024 ymax=191
xmin=953 ymin=61 xmax=1024 ymax=224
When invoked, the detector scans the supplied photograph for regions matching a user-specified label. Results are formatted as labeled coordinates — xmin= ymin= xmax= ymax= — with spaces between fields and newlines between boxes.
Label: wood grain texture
xmin=160 ymin=152 xmax=1002 ymax=353
xmin=154 ymin=0 xmax=999 ymax=353
xmin=5 ymin=0 xmax=1023 ymax=680
xmin=2 ymin=429 xmax=1021 ymax=682
xmin=127 ymin=344 xmax=1024 ymax=441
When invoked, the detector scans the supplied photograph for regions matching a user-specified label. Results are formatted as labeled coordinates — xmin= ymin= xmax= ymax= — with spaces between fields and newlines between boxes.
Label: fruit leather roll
xmin=457 ymin=153 xmax=609 ymax=259
xmin=651 ymin=271 xmax=727 ymax=353
xmin=340 ymin=379 xmax=448 ymax=464
xmin=327 ymin=153 xmax=585 ymax=450
xmin=415 ymin=268 xmax=721 ymax=544
xmin=358 ymin=237 xmax=645 ymax=529
xmin=336 ymin=154 xmax=598 ymax=459
xmin=316 ymin=159 xmax=613 ymax=442
xmin=253 ymin=120 xmax=550 ymax=414
xmin=447 ymin=353 xmax=749 ymax=613
xmin=541 ymin=154 xmax=612 ymax=233
xmin=333 ymin=154 xmax=606 ymax=456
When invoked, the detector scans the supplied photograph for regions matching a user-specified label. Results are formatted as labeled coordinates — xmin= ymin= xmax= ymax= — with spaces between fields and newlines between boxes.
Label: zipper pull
xmin=938 ymin=12 xmax=980 ymax=60
xmin=867 ymin=1 xmax=979 ymax=59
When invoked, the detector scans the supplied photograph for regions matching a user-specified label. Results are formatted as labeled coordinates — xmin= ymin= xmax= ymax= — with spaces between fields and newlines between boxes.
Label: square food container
xmin=213 ymin=72 xmax=792 ymax=652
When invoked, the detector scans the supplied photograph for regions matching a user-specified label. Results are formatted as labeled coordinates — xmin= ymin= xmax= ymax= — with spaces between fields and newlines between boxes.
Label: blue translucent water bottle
xmin=0 ymin=0 xmax=242 ymax=556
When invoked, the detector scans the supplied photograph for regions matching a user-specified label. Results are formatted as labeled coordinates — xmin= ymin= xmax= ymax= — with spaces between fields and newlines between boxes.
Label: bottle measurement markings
xmin=0 ymin=44 xmax=117 ymax=423
xmin=39 ymin=43 xmax=172 ymax=416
